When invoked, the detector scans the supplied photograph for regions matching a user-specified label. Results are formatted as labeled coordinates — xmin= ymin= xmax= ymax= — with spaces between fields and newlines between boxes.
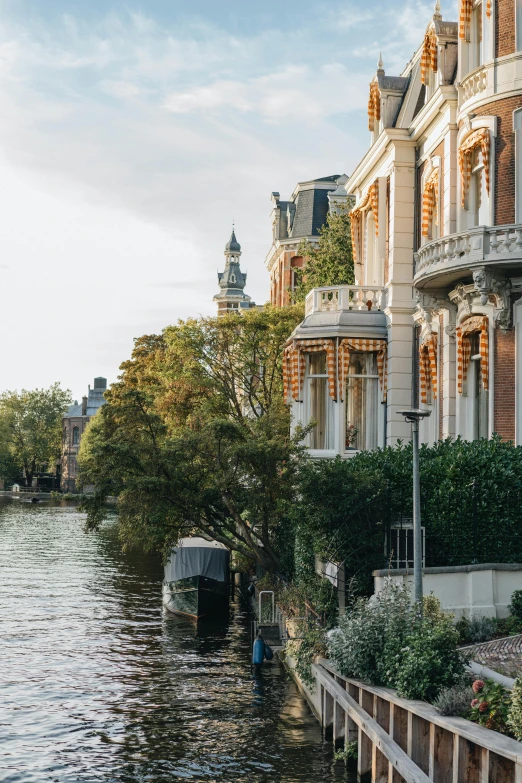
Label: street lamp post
xmin=397 ymin=409 xmax=431 ymax=606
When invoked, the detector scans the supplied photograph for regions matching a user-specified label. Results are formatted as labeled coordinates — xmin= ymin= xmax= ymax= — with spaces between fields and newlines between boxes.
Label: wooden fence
xmin=314 ymin=659 xmax=522 ymax=782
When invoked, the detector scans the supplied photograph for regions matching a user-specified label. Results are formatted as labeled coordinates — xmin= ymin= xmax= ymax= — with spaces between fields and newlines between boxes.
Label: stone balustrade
xmin=460 ymin=65 xmax=488 ymax=103
xmin=304 ymin=285 xmax=385 ymax=316
xmin=414 ymin=225 xmax=522 ymax=285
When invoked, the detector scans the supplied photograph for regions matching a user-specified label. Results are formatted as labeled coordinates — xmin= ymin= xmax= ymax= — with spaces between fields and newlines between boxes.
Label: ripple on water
xmin=0 ymin=502 xmax=353 ymax=782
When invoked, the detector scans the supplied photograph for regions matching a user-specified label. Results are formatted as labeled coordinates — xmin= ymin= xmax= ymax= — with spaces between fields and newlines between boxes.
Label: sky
xmin=0 ymin=0 xmax=457 ymax=401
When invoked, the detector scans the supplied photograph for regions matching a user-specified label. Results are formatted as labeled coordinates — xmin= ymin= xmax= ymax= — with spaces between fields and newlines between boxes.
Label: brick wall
xmin=496 ymin=0 xmax=516 ymax=58
xmin=476 ymin=96 xmax=522 ymax=224
xmin=494 ymin=327 xmax=515 ymax=440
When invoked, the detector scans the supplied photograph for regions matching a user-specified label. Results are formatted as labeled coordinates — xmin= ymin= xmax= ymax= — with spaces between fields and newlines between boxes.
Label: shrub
xmin=328 ymin=583 xmax=466 ymax=701
xmin=496 ymin=615 xmax=522 ymax=637
xmin=507 ymin=678 xmax=522 ymax=740
xmin=470 ymin=680 xmax=511 ymax=734
xmin=433 ymin=682 xmax=475 ymax=717
xmin=509 ymin=591 xmax=522 ymax=622
xmin=456 ymin=616 xmax=497 ymax=645
xmin=394 ymin=614 xmax=465 ymax=701
xmin=287 ymin=618 xmax=327 ymax=689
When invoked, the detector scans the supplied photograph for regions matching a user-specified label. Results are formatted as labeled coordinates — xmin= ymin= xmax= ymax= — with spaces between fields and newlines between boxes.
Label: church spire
xmin=213 ymin=228 xmax=256 ymax=316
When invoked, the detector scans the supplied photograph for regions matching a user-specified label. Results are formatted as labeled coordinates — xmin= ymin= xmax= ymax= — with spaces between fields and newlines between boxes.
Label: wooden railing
xmin=314 ymin=659 xmax=522 ymax=782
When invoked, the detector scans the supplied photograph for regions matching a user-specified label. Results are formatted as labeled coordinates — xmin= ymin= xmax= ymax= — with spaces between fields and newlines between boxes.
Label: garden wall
xmin=373 ymin=564 xmax=522 ymax=619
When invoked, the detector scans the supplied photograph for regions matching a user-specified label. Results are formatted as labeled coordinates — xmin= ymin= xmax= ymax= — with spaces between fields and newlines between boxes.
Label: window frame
xmin=305 ymin=353 xmax=335 ymax=453
xmin=344 ymin=352 xmax=382 ymax=453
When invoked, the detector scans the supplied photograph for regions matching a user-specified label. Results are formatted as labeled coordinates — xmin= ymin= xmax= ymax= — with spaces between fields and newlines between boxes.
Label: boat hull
xmin=162 ymin=575 xmax=230 ymax=620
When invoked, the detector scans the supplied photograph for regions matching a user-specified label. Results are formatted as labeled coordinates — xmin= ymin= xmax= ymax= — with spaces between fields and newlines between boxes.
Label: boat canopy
xmin=165 ymin=537 xmax=230 ymax=583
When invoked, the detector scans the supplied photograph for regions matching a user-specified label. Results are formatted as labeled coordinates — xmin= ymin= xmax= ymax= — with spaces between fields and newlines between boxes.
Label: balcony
xmin=305 ymin=285 xmax=385 ymax=316
xmin=414 ymin=225 xmax=522 ymax=289
xmin=294 ymin=285 xmax=387 ymax=342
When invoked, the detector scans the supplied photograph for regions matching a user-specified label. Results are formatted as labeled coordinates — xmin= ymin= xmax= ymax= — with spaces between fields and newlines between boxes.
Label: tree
xmin=293 ymin=202 xmax=354 ymax=302
xmin=0 ymin=383 xmax=72 ymax=486
xmin=79 ymin=305 xmax=307 ymax=573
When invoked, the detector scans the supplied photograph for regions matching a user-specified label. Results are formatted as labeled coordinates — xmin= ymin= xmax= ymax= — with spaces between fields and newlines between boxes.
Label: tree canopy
xmin=293 ymin=202 xmax=354 ymax=302
xmin=79 ymin=305 xmax=307 ymax=572
xmin=0 ymin=383 xmax=72 ymax=486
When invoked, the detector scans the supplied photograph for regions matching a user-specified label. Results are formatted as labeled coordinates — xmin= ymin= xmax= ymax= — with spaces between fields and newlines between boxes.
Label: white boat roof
xmin=176 ymin=537 xmax=228 ymax=550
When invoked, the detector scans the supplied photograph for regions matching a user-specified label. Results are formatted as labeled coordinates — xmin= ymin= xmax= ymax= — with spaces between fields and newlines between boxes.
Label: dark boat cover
xmin=165 ymin=538 xmax=230 ymax=583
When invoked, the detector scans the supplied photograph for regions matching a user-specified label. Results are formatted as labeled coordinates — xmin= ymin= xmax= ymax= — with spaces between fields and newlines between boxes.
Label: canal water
xmin=0 ymin=502 xmax=353 ymax=783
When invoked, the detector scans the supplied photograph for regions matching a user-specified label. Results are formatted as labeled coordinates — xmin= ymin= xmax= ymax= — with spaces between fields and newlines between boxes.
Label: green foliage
xmin=456 ymin=616 xmax=498 ymax=645
xmin=328 ymin=585 xmax=466 ymax=701
xmin=0 ymin=384 xmax=72 ymax=486
xmin=470 ymin=680 xmax=511 ymax=734
xmin=295 ymin=438 xmax=522 ymax=592
xmin=507 ymin=678 xmax=522 ymax=739
xmin=287 ymin=617 xmax=327 ymax=689
xmin=333 ymin=741 xmax=358 ymax=762
xmin=78 ymin=306 xmax=306 ymax=572
xmin=433 ymin=682 xmax=475 ymax=717
xmin=293 ymin=203 xmax=354 ymax=303
xmin=496 ymin=615 xmax=522 ymax=636
xmin=509 ymin=590 xmax=522 ymax=621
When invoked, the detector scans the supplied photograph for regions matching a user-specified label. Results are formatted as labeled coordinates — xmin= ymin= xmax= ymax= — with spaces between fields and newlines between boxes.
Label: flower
xmin=471 ymin=699 xmax=480 ymax=707
xmin=472 ymin=680 xmax=485 ymax=693
xmin=479 ymin=701 xmax=489 ymax=713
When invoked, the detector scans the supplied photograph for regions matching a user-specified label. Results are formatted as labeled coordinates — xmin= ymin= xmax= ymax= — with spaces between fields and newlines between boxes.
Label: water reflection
xmin=0 ymin=502 xmax=352 ymax=782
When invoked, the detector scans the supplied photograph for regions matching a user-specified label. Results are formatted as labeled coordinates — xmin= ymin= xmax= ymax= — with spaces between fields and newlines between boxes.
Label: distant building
xmin=61 ymin=377 xmax=107 ymax=492
xmin=214 ymin=230 xmax=257 ymax=316
xmin=265 ymin=174 xmax=349 ymax=307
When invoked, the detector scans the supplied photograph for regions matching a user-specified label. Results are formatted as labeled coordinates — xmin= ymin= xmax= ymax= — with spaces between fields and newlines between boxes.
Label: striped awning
xmin=458 ymin=128 xmax=490 ymax=208
xmin=350 ymin=182 xmax=379 ymax=267
xmin=419 ymin=334 xmax=438 ymax=403
xmin=338 ymin=338 xmax=387 ymax=402
xmin=420 ymin=28 xmax=438 ymax=85
xmin=421 ymin=168 xmax=439 ymax=238
xmin=283 ymin=339 xmax=337 ymax=402
xmin=368 ymin=81 xmax=381 ymax=131
xmin=460 ymin=0 xmax=491 ymax=39
xmin=456 ymin=315 xmax=489 ymax=394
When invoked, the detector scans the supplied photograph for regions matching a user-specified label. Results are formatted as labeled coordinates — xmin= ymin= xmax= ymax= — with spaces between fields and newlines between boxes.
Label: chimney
xmin=82 ymin=396 xmax=88 ymax=416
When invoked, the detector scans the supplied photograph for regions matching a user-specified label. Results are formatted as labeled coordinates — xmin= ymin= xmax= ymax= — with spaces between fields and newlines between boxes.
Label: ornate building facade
xmin=214 ymin=230 xmax=256 ymax=316
xmin=265 ymin=175 xmax=349 ymax=307
xmin=281 ymin=0 xmax=522 ymax=456
xmin=61 ymin=377 xmax=106 ymax=492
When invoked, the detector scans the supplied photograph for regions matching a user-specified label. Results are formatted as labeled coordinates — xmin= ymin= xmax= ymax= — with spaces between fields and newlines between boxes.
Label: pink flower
xmin=471 ymin=699 xmax=480 ymax=708
xmin=479 ymin=701 xmax=489 ymax=713
xmin=472 ymin=680 xmax=485 ymax=693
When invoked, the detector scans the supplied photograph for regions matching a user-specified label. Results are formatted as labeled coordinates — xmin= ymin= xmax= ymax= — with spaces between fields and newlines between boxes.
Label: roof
xmin=225 ymin=230 xmax=241 ymax=253
xmin=65 ymin=378 xmax=107 ymax=419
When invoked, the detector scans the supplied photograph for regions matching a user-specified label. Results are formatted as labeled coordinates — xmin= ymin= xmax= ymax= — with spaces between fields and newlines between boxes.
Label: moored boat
xmin=162 ymin=537 xmax=230 ymax=620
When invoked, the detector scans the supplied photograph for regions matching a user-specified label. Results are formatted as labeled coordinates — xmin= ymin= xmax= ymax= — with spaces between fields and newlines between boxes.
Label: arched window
xmin=72 ymin=427 xmax=80 ymax=446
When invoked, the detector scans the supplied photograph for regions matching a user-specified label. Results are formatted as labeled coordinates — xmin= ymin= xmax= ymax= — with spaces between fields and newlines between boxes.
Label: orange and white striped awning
xmin=421 ymin=168 xmax=439 ymax=238
xmin=338 ymin=338 xmax=387 ymax=402
xmin=420 ymin=28 xmax=438 ymax=85
xmin=368 ymin=81 xmax=381 ymax=131
xmin=458 ymin=128 xmax=490 ymax=208
xmin=350 ymin=182 xmax=379 ymax=267
xmin=419 ymin=334 xmax=438 ymax=403
xmin=456 ymin=315 xmax=489 ymax=394
xmin=460 ymin=0 xmax=491 ymax=40
xmin=282 ymin=339 xmax=336 ymax=402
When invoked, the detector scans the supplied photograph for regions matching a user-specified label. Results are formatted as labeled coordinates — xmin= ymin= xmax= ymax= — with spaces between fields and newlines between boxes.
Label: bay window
xmin=307 ymin=353 xmax=334 ymax=450
xmin=345 ymin=352 xmax=379 ymax=451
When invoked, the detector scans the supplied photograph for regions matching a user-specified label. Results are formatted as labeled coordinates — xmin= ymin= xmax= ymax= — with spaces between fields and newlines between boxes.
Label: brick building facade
xmin=279 ymin=0 xmax=522 ymax=456
xmin=61 ymin=377 xmax=107 ymax=492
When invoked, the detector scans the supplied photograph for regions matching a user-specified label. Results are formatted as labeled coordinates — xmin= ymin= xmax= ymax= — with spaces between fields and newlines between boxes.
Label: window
xmin=72 ymin=427 xmax=80 ymax=446
xmin=307 ymin=353 xmax=334 ymax=450
xmin=515 ymin=110 xmax=522 ymax=222
xmin=345 ymin=352 xmax=379 ymax=451
xmin=364 ymin=211 xmax=381 ymax=285
xmin=461 ymin=332 xmax=489 ymax=439
xmin=469 ymin=147 xmax=489 ymax=226
xmin=471 ymin=2 xmax=483 ymax=69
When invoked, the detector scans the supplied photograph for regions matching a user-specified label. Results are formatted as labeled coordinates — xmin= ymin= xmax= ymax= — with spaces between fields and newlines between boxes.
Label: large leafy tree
xmin=293 ymin=202 xmax=354 ymax=302
xmin=0 ymin=384 xmax=72 ymax=486
xmin=79 ymin=305 xmax=306 ymax=573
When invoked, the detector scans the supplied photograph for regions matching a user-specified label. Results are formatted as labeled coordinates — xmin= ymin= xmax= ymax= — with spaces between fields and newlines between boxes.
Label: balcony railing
xmin=305 ymin=285 xmax=385 ymax=316
xmin=460 ymin=64 xmax=487 ymax=103
xmin=414 ymin=224 xmax=522 ymax=282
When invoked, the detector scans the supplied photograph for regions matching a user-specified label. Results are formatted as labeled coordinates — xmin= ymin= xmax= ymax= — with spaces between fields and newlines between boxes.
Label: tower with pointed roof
xmin=213 ymin=230 xmax=256 ymax=316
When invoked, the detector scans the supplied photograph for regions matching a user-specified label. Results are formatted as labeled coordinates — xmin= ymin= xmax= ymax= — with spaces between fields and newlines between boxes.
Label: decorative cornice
xmin=472 ymin=267 xmax=512 ymax=331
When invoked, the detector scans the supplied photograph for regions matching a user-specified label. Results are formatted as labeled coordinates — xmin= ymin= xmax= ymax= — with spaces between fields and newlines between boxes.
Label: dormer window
xmin=420 ymin=27 xmax=438 ymax=101
xmin=230 ymin=274 xmax=236 ymax=284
